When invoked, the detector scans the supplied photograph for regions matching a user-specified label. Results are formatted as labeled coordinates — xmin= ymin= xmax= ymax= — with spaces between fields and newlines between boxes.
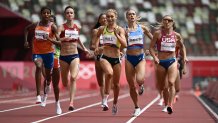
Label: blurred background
xmin=0 ymin=0 xmax=218 ymax=96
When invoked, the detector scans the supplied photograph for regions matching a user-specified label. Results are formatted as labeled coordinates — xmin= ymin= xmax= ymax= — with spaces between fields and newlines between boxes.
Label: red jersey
xmin=60 ymin=23 xmax=80 ymax=42
xmin=157 ymin=31 xmax=176 ymax=52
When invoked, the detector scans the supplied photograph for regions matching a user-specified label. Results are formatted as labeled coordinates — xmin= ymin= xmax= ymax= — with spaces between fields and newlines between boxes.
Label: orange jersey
xmin=32 ymin=22 xmax=54 ymax=54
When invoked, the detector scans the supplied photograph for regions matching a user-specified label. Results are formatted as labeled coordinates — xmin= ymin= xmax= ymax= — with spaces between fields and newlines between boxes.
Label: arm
xmin=142 ymin=25 xmax=153 ymax=55
xmin=114 ymin=26 xmax=127 ymax=48
xmin=149 ymin=31 xmax=160 ymax=64
xmin=94 ymin=26 xmax=104 ymax=55
xmin=177 ymin=33 xmax=188 ymax=74
xmin=176 ymin=33 xmax=187 ymax=64
xmin=141 ymin=25 xmax=153 ymax=40
xmin=89 ymin=28 xmax=98 ymax=50
xmin=49 ymin=24 xmax=61 ymax=46
xmin=24 ymin=23 xmax=36 ymax=48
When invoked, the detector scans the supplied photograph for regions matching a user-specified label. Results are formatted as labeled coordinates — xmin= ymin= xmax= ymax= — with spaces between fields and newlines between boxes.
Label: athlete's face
xmin=41 ymin=9 xmax=51 ymax=21
xmin=99 ymin=14 xmax=107 ymax=26
xmin=49 ymin=17 xmax=54 ymax=22
xmin=126 ymin=10 xmax=136 ymax=22
xmin=106 ymin=12 xmax=117 ymax=25
xmin=162 ymin=16 xmax=174 ymax=29
xmin=65 ymin=8 xmax=75 ymax=21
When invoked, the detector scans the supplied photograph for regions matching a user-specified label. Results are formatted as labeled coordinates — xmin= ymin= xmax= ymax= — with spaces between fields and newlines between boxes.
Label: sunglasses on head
xmin=163 ymin=18 xmax=173 ymax=22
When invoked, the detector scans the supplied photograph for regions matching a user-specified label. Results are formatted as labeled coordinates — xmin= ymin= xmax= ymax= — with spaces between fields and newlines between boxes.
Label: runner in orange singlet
xmin=24 ymin=7 xmax=60 ymax=110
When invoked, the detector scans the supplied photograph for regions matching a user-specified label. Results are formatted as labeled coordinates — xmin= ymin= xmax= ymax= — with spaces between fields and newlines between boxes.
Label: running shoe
xmin=68 ymin=106 xmax=74 ymax=111
xmin=56 ymin=101 xmax=62 ymax=114
xmin=132 ymin=108 xmax=141 ymax=117
xmin=36 ymin=95 xmax=42 ymax=104
xmin=112 ymin=105 xmax=118 ymax=115
xmin=162 ymin=106 xmax=168 ymax=112
xmin=101 ymin=100 xmax=104 ymax=107
xmin=167 ymin=106 xmax=173 ymax=114
xmin=157 ymin=98 xmax=164 ymax=106
xmin=40 ymin=94 xmax=47 ymax=107
xmin=45 ymin=82 xmax=51 ymax=94
xmin=138 ymin=84 xmax=144 ymax=95
xmin=102 ymin=104 xmax=109 ymax=111
xmin=102 ymin=98 xmax=109 ymax=111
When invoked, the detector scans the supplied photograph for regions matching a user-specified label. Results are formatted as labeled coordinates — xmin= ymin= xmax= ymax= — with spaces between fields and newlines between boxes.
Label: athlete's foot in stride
xmin=167 ymin=106 xmax=173 ymax=114
xmin=112 ymin=104 xmax=118 ymax=115
xmin=102 ymin=104 xmax=109 ymax=111
xmin=68 ymin=106 xmax=74 ymax=111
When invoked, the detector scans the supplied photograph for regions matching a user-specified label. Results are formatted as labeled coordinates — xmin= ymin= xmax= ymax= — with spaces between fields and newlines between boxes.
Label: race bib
xmin=160 ymin=42 xmax=176 ymax=51
xmin=103 ymin=35 xmax=117 ymax=45
xmin=65 ymin=30 xmax=79 ymax=39
xmin=35 ymin=30 xmax=49 ymax=40
xmin=128 ymin=35 xmax=143 ymax=46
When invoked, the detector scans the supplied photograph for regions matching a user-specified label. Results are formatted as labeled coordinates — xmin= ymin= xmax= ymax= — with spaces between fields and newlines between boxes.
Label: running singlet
xmin=126 ymin=24 xmax=144 ymax=50
xmin=33 ymin=22 xmax=54 ymax=54
xmin=102 ymin=26 xmax=121 ymax=48
xmin=54 ymin=45 xmax=60 ymax=58
xmin=60 ymin=23 xmax=80 ymax=42
xmin=157 ymin=31 xmax=176 ymax=52
xmin=99 ymin=35 xmax=103 ymax=47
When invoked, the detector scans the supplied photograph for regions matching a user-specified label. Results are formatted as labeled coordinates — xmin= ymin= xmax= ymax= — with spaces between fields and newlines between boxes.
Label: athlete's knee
xmin=168 ymin=81 xmax=174 ymax=87
xmin=106 ymin=71 xmax=113 ymax=78
xmin=113 ymin=83 xmax=119 ymax=89
xmin=70 ymin=75 xmax=77 ymax=82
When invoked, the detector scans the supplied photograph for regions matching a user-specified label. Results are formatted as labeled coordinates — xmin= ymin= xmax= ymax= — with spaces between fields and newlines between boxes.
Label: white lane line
xmin=0 ymin=93 xmax=98 ymax=113
xmin=192 ymin=91 xmax=218 ymax=121
xmin=31 ymin=93 xmax=130 ymax=123
xmin=0 ymin=92 xmax=68 ymax=104
xmin=126 ymin=95 xmax=160 ymax=123
xmin=0 ymin=90 xmax=88 ymax=103
xmin=0 ymin=92 xmax=35 ymax=99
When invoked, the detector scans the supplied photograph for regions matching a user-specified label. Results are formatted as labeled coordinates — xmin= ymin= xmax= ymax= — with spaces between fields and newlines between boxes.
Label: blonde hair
xmin=106 ymin=9 xmax=118 ymax=16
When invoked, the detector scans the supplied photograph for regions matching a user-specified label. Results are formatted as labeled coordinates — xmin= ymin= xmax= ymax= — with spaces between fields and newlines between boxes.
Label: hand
xmin=94 ymin=47 xmax=103 ymax=55
xmin=182 ymin=67 xmax=187 ymax=74
xmin=114 ymin=27 xmax=119 ymax=36
xmin=183 ymin=57 xmax=188 ymax=64
xmin=120 ymin=52 xmax=125 ymax=59
xmin=154 ymin=57 xmax=160 ymax=64
xmin=24 ymin=41 xmax=30 ymax=48
xmin=145 ymin=50 xmax=150 ymax=56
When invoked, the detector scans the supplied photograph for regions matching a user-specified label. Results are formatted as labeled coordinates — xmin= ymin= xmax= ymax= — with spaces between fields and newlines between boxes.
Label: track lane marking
xmin=31 ymin=93 xmax=130 ymax=123
xmin=126 ymin=95 xmax=160 ymax=123
xmin=0 ymin=93 xmax=98 ymax=113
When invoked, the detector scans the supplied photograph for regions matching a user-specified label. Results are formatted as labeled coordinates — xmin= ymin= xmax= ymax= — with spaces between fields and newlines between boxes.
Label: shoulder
xmin=154 ymin=30 xmax=161 ymax=36
xmin=174 ymin=31 xmax=182 ymax=39
xmin=51 ymin=23 xmax=57 ymax=28
xmin=117 ymin=26 xmax=125 ymax=32
xmin=92 ymin=28 xmax=98 ymax=35
xmin=98 ymin=26 xmax=106 ymax=32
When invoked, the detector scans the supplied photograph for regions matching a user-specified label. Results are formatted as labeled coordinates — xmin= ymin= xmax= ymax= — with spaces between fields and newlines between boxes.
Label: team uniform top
xmin=156 ymin=31 xmax=176 ymax=52
xmin=32 ymin=22 xmax=54 ymax=54
xmin=102 ymin=26 xmax=121 ymax=48
xmin=126 ymin=24 xmax=144 ymax=50
xmin=60 ymin=23 xmax=80 ymax=42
